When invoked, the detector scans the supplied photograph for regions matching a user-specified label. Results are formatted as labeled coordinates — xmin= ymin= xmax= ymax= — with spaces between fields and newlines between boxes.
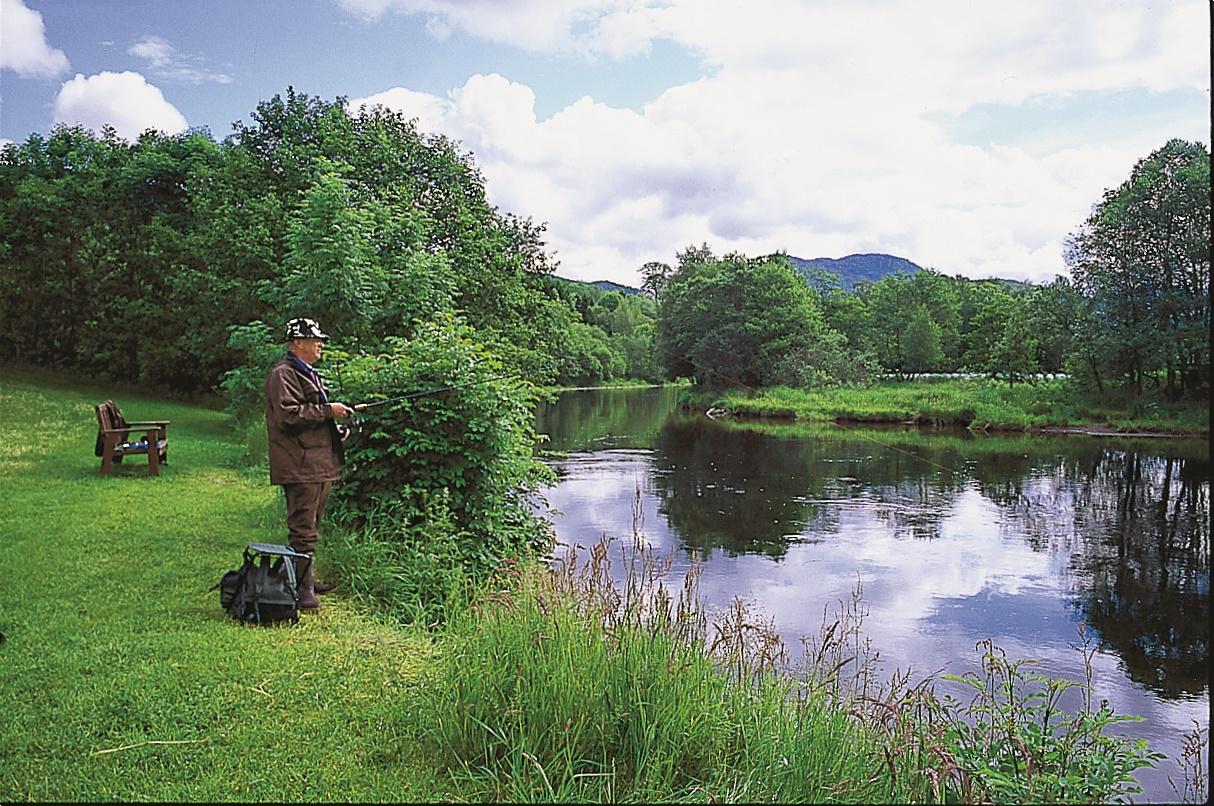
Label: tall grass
xmin=420 ymin=540 xmax=901 ymax=802
xmin=412 ymin=492 xmax=1167 ymax=803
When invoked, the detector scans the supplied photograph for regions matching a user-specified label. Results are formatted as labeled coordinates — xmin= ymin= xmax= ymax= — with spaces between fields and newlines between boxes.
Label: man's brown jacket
xmin=264 ymin=355 xmax=344 ymax=484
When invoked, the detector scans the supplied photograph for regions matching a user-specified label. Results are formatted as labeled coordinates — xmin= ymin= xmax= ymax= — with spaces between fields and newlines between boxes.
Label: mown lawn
xmin=0 ymin=367 xmax=447 ymax=802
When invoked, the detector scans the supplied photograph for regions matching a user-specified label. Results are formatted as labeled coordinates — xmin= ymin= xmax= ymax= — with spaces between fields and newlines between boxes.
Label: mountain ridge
xmin=787 ymin=253 xmax=923 ymax=290
xmin=567 ymin=252 xmax=1027 ymax=295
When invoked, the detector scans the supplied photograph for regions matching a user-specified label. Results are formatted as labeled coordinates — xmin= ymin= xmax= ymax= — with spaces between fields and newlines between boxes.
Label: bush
xmin=327 ymin=315 xmax=554 ymax=578
xmin=220 ymin=320 xmax=284 ymax=429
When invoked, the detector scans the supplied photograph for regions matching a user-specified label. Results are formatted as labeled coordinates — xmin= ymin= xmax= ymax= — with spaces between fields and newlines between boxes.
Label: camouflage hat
xmin=285 ymin=317 xmax=330 ymax=341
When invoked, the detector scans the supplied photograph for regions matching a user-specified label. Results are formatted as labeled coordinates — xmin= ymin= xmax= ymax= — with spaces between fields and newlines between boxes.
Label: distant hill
xmin=562 ymin=257 xmax=1029 ymax=297
xmin=589 ymin=280 xmax=644 ymax=295
xmin=788 ymin=253 xmax=923 ymax=290
xmin=548 ymin=276 xmax=646 ymax=297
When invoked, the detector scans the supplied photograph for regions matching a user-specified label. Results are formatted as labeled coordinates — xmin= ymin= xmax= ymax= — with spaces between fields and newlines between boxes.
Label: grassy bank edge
xmin=690 ymin=379 xmax=1210 ymax=437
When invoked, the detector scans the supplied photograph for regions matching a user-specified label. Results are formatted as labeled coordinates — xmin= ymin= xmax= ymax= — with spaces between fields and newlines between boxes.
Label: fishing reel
xmin=338 ymin=414 xmax=368 ymax=441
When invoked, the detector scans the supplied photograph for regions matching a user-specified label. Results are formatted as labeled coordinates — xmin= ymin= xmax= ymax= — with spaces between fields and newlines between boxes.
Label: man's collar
xmin=289 ymin=354 xmax=317 ymax=375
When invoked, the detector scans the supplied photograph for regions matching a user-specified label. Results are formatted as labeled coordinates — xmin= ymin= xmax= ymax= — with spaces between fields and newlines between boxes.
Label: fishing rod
xmin=352 ymin=371 xmax=524 ymax=412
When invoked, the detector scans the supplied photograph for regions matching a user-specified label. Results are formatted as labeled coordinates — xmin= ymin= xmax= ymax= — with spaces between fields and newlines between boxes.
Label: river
xmin=535 ymin=385 xmax=1210 ymax=802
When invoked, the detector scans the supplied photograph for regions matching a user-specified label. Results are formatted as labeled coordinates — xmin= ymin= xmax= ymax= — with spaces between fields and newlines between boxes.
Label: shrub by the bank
xmin=324 ymin=490 xmax=473 ymax=627
xmin=328 ymin=317 xmax=554 ymax=581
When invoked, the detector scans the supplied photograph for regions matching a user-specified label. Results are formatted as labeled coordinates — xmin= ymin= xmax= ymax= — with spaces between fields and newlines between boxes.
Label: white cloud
xmin=336 ymin=0 xmax=637 ymax=52
xmin=345 ymin=0 xmax=1210 ymax=285
xmin=127 ymin=35 xmax=233 ymax=84
xmin=0 ymin=0 xmax=70 ymax=78
xmin=52 ymin=72 xmax=188 ymax=141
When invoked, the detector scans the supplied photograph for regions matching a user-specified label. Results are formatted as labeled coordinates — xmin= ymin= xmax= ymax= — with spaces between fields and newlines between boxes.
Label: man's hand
xmin=329 ymin=402 xmax=354 ymax=420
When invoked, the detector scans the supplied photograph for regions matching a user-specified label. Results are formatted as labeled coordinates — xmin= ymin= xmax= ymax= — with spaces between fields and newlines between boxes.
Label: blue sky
xmin=1 ymin=0 xmax=1209 ymax=285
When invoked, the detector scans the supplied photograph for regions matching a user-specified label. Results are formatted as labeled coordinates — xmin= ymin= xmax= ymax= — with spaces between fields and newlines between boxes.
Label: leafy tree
xmin=278 ymin=161 xmax=382 ymax=346
xmin=640 ymin=260 xmax=672 ymax=301
xmin=1025 ymin=277 xmax=1083 ymax=374
xmin=986 ymin=296 xmax=1040 ymax=386
xmin=1066 ymin=139 xmax=1210 ymax=398
xmin=821 ymin=285 xmax=870 ymax=355
xmin=901 ymin=304 xmax=944 ymax=376
xmin=961 ymin=284 xmax=1014 ymax=372
xmin=655 ymin=247 xmax=850 ymax=388
xmin=0 ymin=88 xmax=591 ymax=391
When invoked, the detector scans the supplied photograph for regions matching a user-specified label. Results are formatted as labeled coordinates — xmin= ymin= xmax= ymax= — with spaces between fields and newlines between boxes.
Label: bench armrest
xmin=123 ymin=420 xmax=170 ymax=427
xmin=99 ymin=426 xmax=166 ymax=438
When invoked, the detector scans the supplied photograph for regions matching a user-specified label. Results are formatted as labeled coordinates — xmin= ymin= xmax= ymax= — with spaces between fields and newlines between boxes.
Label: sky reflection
xmin=540 ymin=433 xmax=1209 ymax=802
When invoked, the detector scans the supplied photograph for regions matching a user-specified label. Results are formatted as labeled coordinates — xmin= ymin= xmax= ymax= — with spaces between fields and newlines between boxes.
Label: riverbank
xmin=0 ymin=369 xmax=1189 ymax=802
xmin=696 ymin=378 xmax=1210 ymax=437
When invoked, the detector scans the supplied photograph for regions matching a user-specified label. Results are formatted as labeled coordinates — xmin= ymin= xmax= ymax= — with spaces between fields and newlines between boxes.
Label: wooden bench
xmin=94 ymin=399 xmax=170 ymax=476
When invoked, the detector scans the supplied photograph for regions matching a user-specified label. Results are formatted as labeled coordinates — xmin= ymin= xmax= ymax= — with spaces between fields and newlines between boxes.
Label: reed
xmin=413 ymin=491 xmax=1170 ymax=803
xmin=420 ymin=543 xmax=896 ymax=802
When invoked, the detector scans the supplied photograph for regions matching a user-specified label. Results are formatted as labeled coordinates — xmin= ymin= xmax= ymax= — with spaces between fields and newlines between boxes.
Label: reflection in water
xmin=1067 ymin=452 xmax=1210 ymax=698
xmin=536 ymin=389 xmax=1210 ymax=801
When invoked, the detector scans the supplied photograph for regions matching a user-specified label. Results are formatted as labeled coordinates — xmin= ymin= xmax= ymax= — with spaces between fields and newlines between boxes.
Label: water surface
xmin=536 ymin=386 xmax=1210 ymax=802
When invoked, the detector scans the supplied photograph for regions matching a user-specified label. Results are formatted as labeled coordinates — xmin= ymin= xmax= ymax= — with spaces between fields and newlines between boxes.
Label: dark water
xmin=536 ymin=386 xmax=1210 ymax=802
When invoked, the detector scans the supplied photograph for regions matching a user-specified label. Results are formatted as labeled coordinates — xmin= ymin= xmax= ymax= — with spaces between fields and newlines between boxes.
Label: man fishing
xmin=264 ymin=317 xmax=354 ymax=611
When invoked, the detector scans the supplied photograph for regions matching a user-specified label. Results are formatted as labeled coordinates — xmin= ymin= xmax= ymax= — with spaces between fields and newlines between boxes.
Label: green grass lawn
xmin=0 ymin=367 xmax=447 ymax=802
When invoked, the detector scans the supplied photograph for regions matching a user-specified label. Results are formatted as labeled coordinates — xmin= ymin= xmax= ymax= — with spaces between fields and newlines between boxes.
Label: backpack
xmin=215 ymin=543 xmax=311 ymax=626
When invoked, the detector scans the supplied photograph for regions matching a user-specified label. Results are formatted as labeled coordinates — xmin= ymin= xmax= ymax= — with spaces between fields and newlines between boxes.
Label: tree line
xmin=645 ymin=139 xmax=1209 ymax=400
xmin=0 ymin=88 xmax=656 ymax=397
xmin=1 ymin=90 xmax=1207 ymax=404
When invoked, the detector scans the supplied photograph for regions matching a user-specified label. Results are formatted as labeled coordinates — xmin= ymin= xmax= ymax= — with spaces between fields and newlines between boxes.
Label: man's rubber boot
xmin=315 ymin=579 xmax=335 ymax=595
xmin=296 ymin=556 xmax=321 ymax=611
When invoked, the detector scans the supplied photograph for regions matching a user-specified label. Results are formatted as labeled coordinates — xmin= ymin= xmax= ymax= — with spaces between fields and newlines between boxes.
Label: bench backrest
xmin=96 ymin=399 xmax=128 ymax=432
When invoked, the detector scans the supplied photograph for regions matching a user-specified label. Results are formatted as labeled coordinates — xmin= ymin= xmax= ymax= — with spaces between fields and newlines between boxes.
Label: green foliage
xmin=326 ymin=316 xmax=554 ymax=576
xmin=0 ymin=88 xmax=589 ymax=393
xmin=324 ymin=489 xmax=472 ymax=627
xmin=544 ymin=277 xmax=662 ymax=383
xmin=987 ymin=295 xmax=1040 ymax=386
xmin=710 ymin=377 xmax=1209 ymax=434
xmin=219 ymin=320 xmax=282 ymax=428
xmin=1025 ymin=278 xmax=1083 ymax=374
xmin=901 ymin=304 xmax=945 ymax=375
xmin=930 ymin=636 xmax=1164 ymax=802
xmin=853 ymin=270 xmax=962 ymax=373
xmin=655 ymin=246 xmax=856 ymax=389
xmin=640 ymin=259 xmax=672 ymax=301
xmin=279 ymin=161 xmax=382 ymax=346
xmin=960 ymin=281 xmax=1015 ymax=371
xmin=1066 ymin=138 xmax=1210 ymax=399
